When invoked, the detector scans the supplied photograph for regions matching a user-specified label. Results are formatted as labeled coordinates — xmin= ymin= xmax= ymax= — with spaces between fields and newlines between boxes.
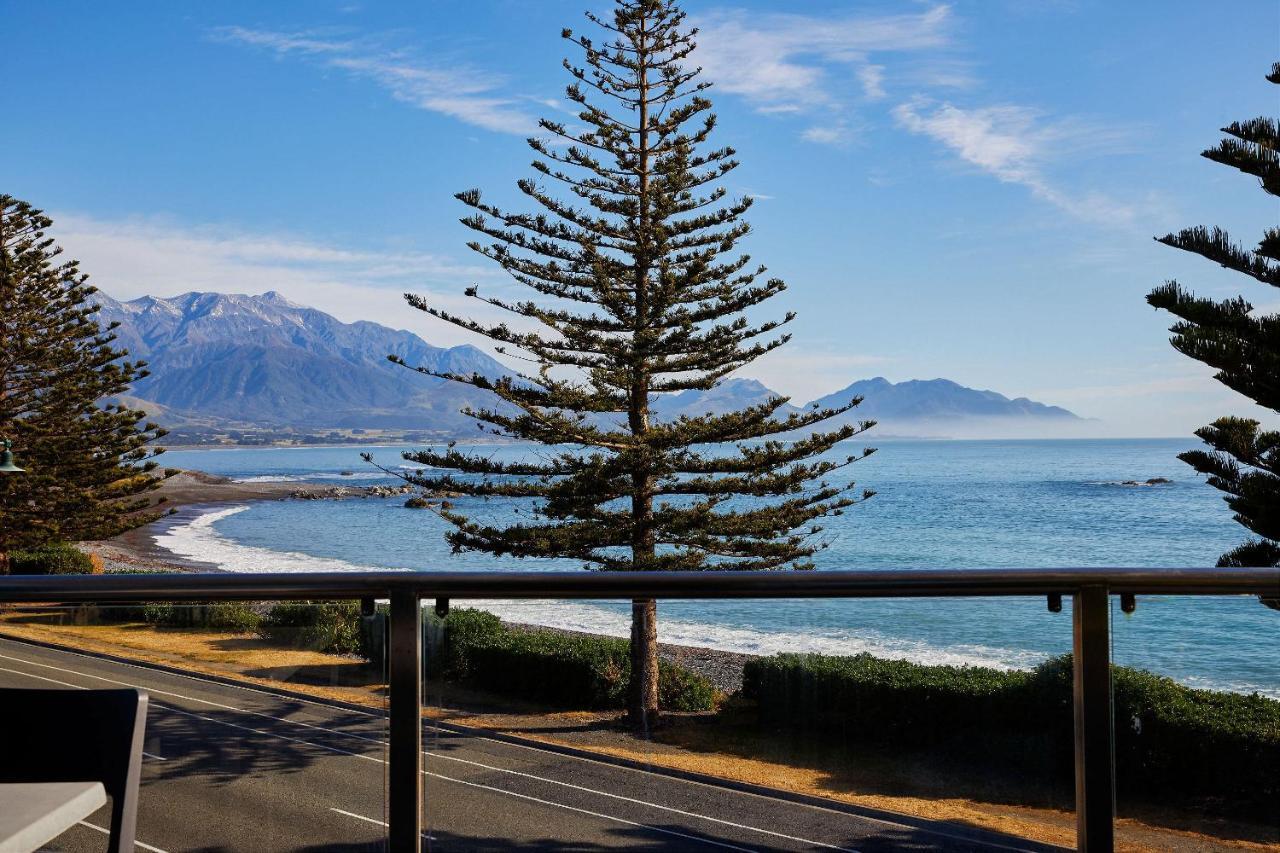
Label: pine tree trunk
xmin=628 ymin=598 xmax=660 ymax=726
xmin=625 ymin=7 xmax=660 ymax=729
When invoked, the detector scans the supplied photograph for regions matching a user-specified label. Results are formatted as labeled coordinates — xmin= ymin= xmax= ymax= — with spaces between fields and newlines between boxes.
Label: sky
xmin=2 ymin=0 xmax=1277 ymax=437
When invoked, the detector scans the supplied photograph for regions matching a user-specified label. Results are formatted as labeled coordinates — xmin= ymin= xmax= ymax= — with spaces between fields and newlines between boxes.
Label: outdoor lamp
xmin=0 ymin=438 xmax=24 ymax=473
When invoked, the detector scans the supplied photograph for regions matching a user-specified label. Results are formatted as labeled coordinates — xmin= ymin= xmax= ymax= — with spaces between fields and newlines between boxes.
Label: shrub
xmin=659 ymin=660 xmax=719 ymax=712
xmin=743 ymin=653 xmax=1038 ymax=749
xmin=422 ymin=607 xmax=504 ymax=677
xmin=140 ymin=602 xmax=262 ymax=633
xmin=356 ymin=606 xmax=714 ymax=710
xmin=7 ymin=543 xmax=96 ymax=575
xmin=1111 ymin=663 xmax=1276 ymax=814
xmin=259 ymin=601 xmax=363 ymax=655
xmin=463 ymin=629 xmax=630 ymax=708
xmin=416 ymin=608 xmax=715 ymax=711
xmin=742 ymin=651 xmax=1280 ymax=820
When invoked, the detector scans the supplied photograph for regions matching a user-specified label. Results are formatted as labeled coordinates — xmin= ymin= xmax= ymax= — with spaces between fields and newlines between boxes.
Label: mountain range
xmin=94 ymin=291 xmax=509 ymax=435
xmin=94 ymin=291 xmax=1083 ymax=439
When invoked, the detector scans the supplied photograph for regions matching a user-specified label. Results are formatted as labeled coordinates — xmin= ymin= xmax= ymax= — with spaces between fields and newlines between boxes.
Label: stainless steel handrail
xmin=1 ymin=567 xmax=1276 ymax=853
xmin=0 ymin=566 xmax=1274 ymax=601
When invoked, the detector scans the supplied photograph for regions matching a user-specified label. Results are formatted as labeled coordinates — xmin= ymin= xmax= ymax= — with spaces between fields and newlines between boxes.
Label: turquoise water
xmin=155 ymin=439 xmax=1279 ymax=696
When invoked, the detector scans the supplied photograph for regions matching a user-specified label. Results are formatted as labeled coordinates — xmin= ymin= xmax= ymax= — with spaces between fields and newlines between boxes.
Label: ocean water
xmin=155 ymin=439 xmax=1279 ymax=697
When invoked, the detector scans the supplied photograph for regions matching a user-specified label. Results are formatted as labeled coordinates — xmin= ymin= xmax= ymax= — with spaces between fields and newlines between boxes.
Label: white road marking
xmin=0 ymin=662 xmax=765 ymax=850
xmin=423 ymin=769 xmax=758 ymax=852
xmin=0 ymin=655 xmax=856 ymax=849
xmin=77 ymin=819 xmax=171 ymax=853
xmin=0 ymin=665 xmax=81 ymax=689
xmin=0 ymin=640 xmax=384 ymax=717
xmin=156 ymin=703 xmax=383 ymax=763
xmin=143 ymin=751 xmax=167 ymax=761
xmin=0 ymin=640 xmax=874 ymax=827
xmin=152 ymin=704 xmax=743 ymax=850
xmin=328 ymin=807 xmax=436 ymax=841
xmin=329 ymin=807 xmax=387 ymax=826
xmin=0 ymin=645 xmax=1038 ymax=852
xmin=0 ymin=650 xmax=387 ymax=743
xmin=0 ymin=639 xmax=1018 ymax=848
xmin=425 ymin=749 xmax=862 ymax=852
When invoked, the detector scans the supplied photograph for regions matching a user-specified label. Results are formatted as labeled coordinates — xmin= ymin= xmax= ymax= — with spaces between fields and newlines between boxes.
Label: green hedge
xmin=408 ymin=608 xmax=715 ymax=711
xmin=742 ymin=652 xmax=1280 ymax=819
xmin=743 ymin=652 xmax=1055 ymax=751
xmin=7 ymin=543 xmax=95 ymax=575
xmin=140 ymin=602 xmax=262 ymax=633
xmin=258 ymin=601 xmax=365 ymax=655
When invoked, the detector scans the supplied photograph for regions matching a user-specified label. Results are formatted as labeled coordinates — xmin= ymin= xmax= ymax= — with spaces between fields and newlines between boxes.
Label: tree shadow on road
xmin=287 ymin=822 xmax=1051 ymax=852
xmin=143 ymin=697 xmax=387 ymax=785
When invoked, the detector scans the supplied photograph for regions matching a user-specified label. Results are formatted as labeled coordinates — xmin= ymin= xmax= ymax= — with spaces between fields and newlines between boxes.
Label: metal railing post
xmin=1073 ymin=585 xmax=1115 ymax=852
xmin=389 ymin=591 xmax=422 ymax=852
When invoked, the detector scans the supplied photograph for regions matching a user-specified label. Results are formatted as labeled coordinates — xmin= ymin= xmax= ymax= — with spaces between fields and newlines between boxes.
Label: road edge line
xmin=1 ymin=630 xmax=1062 ymax=852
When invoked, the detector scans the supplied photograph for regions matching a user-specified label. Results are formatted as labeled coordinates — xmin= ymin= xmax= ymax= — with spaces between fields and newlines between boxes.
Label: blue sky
xmin=3 ymin=0 xmax=1276 ymax=436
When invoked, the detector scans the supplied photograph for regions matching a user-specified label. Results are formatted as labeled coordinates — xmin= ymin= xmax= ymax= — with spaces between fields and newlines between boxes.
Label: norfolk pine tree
xmin=1147 ymin=63 xmax=1280 ymax=602
xmin=381 ymin=0 xmax=875 ymax=724
xmin=0 ymin=195 xmax=171 ymax=557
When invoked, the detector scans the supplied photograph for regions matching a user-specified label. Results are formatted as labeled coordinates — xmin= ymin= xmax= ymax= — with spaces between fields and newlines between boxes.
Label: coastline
xmin=80 ymin=474 xmax=756 ymax=693
xmin=81 ymin=469 xmax=409 ymax=573
xmin=76 ymin=465 xmax=1279 ymax=699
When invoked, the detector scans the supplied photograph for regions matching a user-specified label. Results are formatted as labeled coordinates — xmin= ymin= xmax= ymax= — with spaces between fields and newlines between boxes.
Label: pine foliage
xmin=1147 ymin=63 xmax=1280 ymax=575
xmin=0 ymin=196 xmax=171 ymax=552
xmin=381 ymin=0 xmax=875 ymax=715
xmin=386 ymin=0 xmax=874 ymax=573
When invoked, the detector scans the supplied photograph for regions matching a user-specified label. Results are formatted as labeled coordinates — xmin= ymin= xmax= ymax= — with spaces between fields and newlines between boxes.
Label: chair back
xmin=0 ymin=687 xmax=148 ymax=853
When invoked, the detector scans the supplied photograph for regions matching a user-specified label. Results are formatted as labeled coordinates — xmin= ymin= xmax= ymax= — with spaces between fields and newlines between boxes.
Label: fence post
xmin=389 ymin=591 xmax=422 ymax=852
xmin=1073 ymin=585 xmax=1115 ymax=852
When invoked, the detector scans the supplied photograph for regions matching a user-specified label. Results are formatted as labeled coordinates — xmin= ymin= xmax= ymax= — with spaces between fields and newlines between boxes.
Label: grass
xmin=0 ymin=611 xmax=1274 ymax=852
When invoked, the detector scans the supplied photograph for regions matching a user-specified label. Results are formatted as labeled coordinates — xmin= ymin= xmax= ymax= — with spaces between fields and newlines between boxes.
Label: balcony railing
xmin=1 ymin=566 xmax=1276 ymax=852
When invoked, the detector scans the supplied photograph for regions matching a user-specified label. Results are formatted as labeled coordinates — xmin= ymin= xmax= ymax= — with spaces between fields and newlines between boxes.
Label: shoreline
xmin=79 ymin=469 xmax=1279 ymax=700
xmin=82 ymin=468 xmax=411 ymax=573
xmin=82 ymin=476 xmax=757 ymax=692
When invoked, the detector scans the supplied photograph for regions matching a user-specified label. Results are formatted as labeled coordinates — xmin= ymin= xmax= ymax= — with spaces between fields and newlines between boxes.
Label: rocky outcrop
xmin=289 ymin=484 xmax=414 ymax=500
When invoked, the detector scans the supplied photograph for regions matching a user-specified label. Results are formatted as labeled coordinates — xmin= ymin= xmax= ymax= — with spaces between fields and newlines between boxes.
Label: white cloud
xmin=1026 ymin=361 xmax=1279 ymax=436
xmin=800 ymin=124 xmax=850 ymax=146
xmin=49 ymin=212 xmax=893 ymax=401
xmin=892 ymin=98 xmax=1140 ymax=224
xmin=213 ymin=26 xmax=538 ymax=135
xmin=50 ymin=212 xmax=522 ymax=354
xmin=857 ymin=64 xmax=887 ymax=100
xmin=692 ymin=5 xmax=952 ymax=112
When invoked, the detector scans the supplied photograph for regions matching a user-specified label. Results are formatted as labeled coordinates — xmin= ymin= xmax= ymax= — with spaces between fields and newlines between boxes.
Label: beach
xmin=74 ymin=439 xmax=1280 ymax=700
xmin=80 ymin=471 xmax=755 ymax=693
xmin=82 ymin=469 xmax=413 ymax=571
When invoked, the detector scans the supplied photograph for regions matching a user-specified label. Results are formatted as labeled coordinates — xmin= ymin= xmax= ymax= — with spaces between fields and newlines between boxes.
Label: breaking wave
xmin=233 ymin=471 xmax=387 ymax=483
xmin=152 ymin=506 xmax=1037 ymax=671
xmin=154 ymin=505 xmax=399 ymax=573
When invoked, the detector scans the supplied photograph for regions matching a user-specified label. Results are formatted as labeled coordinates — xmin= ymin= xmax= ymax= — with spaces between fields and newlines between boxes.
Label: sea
xmin=152 ymin=438 xmax=1278 ymax=698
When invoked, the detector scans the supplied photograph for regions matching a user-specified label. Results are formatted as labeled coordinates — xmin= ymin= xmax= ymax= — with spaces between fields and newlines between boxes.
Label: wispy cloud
xmin=50 ymin=213 xmax=521 ymax=351
xmin=692 ymin=5 xmax=953 ymax=114
xmin=212 ymin=26 xmax=538 ymax=135
xmin=800 ymin=123 xmax=855 ymax=147
xmin=857 ymin=64 xmax=887 ymax=100
xmin=892 ymin=98 xmax=1141 ymax=224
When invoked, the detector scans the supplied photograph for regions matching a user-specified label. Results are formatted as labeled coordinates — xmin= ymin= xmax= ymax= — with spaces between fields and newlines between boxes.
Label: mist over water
xmin=156 ymin=439 xmax=1280 ymax=697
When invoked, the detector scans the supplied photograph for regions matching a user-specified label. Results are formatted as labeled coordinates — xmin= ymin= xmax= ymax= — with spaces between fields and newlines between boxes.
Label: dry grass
xmin=1 ymin=615 xmax=1275 ymax=852
xmin=0 ymin=611 xmax=389 ymax=708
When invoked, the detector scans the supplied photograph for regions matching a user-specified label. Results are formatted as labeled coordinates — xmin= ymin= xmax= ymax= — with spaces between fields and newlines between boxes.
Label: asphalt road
xmin=0 ymin=637 xmax=1060 ymax=852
